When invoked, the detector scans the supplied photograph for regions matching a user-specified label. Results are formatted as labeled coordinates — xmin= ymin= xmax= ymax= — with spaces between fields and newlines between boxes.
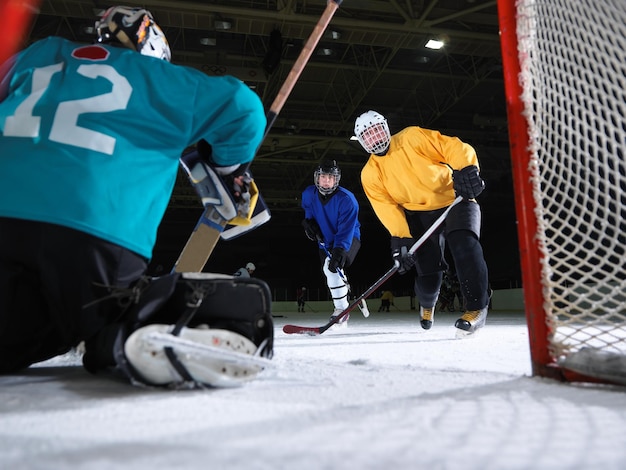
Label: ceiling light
xmin=425 ymin=39 xmax=444 ymax=50
xmin=200 ymin=37 xmax=216 ymax=46
xmin=324 ymin=30 xmax=341 ymax=40
xmin=318 ymin=48 xmax=334 ymax=56
xmin=214 ymin=20 xmax=232 ymax=30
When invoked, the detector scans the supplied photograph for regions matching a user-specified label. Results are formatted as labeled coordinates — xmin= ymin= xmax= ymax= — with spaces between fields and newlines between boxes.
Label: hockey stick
xmin=283 ymin=196 xmax=464 ymax=335
xmin=319 ymin=242 xmax=370 ymax=318
xmin=173 ymin=0 xmax=344 ymax=273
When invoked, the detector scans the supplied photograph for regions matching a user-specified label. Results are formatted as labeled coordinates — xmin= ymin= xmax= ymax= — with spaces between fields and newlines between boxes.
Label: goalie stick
xmin=283 ymin=196 xmax=463 ymax=335
xmin=173 ymin=0 xmax=344 ymax=273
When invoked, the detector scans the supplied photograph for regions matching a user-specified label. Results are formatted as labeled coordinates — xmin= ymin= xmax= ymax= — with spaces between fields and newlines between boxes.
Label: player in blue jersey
xmin=0 ymin=7 xmax=273 ymax=388
xmin=301 ymin=160 xmax=363 ymax=328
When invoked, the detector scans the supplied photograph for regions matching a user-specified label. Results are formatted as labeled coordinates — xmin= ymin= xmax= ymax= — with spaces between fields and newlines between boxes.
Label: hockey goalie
xmin=0 ymin=6 xmax=273 ymax=389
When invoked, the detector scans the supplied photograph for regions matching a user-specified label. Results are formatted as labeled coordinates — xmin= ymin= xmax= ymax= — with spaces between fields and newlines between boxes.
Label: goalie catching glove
xmin=390 ymin=236 xmax=416 ymax=275
xmin=452 ymin=165 xmax=485 ymax=200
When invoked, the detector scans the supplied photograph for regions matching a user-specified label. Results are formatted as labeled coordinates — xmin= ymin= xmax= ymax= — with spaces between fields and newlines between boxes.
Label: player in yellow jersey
xmin=354 ymin=111 xmax=490 ymax=337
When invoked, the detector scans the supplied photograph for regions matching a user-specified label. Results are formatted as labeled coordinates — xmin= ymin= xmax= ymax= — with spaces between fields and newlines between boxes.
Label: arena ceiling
xmin=26 ymin=1 xmax=519 ymax=282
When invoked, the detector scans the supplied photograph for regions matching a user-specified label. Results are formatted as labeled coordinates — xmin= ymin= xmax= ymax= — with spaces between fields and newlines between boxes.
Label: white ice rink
xmin=2 ymin=309 xmax=626 ymax=469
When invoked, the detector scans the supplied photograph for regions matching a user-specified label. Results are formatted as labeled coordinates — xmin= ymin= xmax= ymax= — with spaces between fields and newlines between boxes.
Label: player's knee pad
xmin=113 ymin=272 xmax=274 ymax=388
xmin=322 ymin=258 xmax=347 ymax=287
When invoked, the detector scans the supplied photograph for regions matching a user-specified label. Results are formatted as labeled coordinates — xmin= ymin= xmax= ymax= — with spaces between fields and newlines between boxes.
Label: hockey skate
xmin=328 ymin=309 xmax=349 ymax=331
xmin=419 ymin=306 xmax=435 ymax=330
xmin=454 ymin=307 xmax=488 ymax=338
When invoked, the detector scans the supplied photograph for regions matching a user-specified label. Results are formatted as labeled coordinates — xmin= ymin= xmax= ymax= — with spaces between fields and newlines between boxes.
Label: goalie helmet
xmin=95 ymin=6 xmax=171 ymax=62
xmin=314 ymin=160 xmax=341 ymax=196
xmin=354 ymin=110 xmax=391 ymax=155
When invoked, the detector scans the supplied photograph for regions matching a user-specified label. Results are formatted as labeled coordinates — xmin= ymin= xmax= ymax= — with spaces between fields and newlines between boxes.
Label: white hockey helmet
xmin=314 ymin=159 xmax=341 ymax=196
xmin=354 ymin=110 xmax=391 ymax=155
xmin=246 ymin=262 xmax=256 ymax=272
xmin=95 ymin=6 xmax=171 ymax=62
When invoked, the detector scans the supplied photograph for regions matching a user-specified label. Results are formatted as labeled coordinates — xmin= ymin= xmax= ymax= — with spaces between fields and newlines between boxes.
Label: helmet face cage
xmin=314 ymin=160 xmax=341 ymax=195
xmin=95 ymin=6 xmax=171 ymax=62
xmin=354 ymin=111 xmax=391 ymax=154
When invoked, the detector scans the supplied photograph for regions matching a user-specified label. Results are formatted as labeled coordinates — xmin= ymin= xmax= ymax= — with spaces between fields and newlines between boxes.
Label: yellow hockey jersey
xmin=360 ymin=126 xmax=479 ymax=238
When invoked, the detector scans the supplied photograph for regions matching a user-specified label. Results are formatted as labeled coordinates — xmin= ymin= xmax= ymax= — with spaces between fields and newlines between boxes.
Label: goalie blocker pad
xmin=221 ymin=190 xmax=271 ymax=240
xmin=112 ymin=273 xmax=274 ymax=388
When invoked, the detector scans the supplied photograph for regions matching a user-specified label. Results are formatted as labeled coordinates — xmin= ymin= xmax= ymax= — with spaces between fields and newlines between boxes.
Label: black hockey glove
xmin=328 ymin=247 xmax=347 ymax=273
xmin=390 ymin=236 xmax=416 ymax=275
xmin=302 ymin=218 xmax=323 ymax=242
xmin=452 ymin=165 xmax=485 ymax=200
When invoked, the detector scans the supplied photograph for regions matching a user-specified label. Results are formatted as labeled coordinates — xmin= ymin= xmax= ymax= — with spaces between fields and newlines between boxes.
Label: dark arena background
xmin=26 ymin=0 xmax=519 ymax=301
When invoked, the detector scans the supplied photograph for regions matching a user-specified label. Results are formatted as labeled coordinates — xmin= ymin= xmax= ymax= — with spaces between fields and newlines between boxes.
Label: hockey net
xmin=498 ymin=0 xmax=626 ymax=385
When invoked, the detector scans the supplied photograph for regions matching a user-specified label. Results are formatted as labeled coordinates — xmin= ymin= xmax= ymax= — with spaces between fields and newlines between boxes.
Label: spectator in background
xmin=296 ymin=286 xmax=307 ymax=312
xmin=378 ymin=290 xmax=394 ymax=312
xmin=234 ymin=262 xmax=256 ymax=278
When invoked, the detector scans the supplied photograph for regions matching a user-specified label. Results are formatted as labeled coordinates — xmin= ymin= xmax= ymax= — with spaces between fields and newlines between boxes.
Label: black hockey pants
xmin=405 ymin=200 xmax=490 ymax=311
xmin=0 ymin=217 xmax=146 ymax=373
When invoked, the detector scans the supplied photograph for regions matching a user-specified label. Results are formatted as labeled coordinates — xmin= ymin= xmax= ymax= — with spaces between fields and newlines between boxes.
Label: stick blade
xmin=282 ymin=324 xmax=322 ymax=336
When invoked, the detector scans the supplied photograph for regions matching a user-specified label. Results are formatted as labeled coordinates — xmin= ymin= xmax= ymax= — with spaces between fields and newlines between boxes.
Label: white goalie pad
xmin=124 ymin=324 xmax=272 ymax=388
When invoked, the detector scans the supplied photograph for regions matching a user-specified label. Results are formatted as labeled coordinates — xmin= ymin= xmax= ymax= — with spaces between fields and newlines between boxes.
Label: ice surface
xmin=1 ymin=310 xmax=626 ymax=469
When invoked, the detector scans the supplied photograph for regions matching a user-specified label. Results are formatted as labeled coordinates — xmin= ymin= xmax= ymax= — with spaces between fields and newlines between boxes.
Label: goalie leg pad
xmin=112 ymin=273 xmax=274 ymax=388
xmin=124 ymin=324 xmax=268 ymax=388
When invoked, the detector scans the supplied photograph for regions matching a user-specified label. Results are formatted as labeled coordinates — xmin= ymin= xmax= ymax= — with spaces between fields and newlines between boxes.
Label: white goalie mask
xmin=95 ymin=6 xmax=171 ymax=62
xmin=354 ymin=110 xmax=391 ymax=155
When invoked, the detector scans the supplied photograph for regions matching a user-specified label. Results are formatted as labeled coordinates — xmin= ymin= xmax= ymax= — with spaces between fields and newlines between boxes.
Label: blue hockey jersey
xmin=0 ymin=37 xmax=266 ymax=259
xmin=301 ymin=185 xmax=361 ymax=252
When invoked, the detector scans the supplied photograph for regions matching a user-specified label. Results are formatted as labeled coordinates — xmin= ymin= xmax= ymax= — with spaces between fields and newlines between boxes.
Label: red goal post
xmin=0 ymin=0 xmax=40 ymax=66
xmin=498 ymin=0 xmax=626 ymax=385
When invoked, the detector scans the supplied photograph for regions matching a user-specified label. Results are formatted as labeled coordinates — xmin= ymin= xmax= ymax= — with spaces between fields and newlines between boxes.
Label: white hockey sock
xmin=323 ymin=258 xmax=349 ymax=312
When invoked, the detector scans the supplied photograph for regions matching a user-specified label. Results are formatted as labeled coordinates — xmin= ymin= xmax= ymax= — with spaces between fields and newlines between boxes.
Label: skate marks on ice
xmin=1 ymin=312 xmax=626 ymax=469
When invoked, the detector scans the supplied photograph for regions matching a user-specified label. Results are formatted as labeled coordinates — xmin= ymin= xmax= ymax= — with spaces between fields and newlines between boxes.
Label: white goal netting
xmin=514 ymin=0 xmax=626 ymax=381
